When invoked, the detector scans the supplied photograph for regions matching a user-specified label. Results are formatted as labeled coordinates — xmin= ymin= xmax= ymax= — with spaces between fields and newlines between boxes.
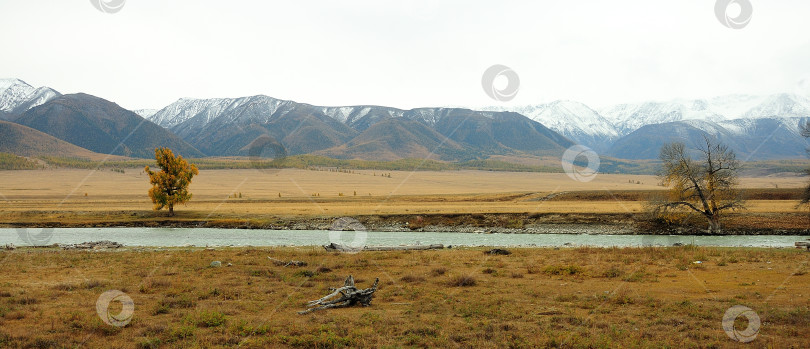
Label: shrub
xmin=151 ymin=303 xmax=170 ymax=315
xmin=602 ymin=267 xmax=623 ymax=278
xmin=623 ymin=271 xmax=650 ymax=282
xmin=554 ymin=294 xmax=579 ymax=302
xmin=447 ymin=275 xmax=477 ymax=287
xmin=430 ymin=267 xmax=447 ymax=277
xmin=16 ymin=296 xmax=38 ymax=305
xmin=294 ymin=270 xmax=316 ymax=278
xmin=399 ymin=275 xmax=425 ymax=283
xmin=192 ymin=311 xmax=226 ymax=328
xmin=543 ymin=265 xmax=584 ymax=276
xmin=82 ymin=279 xmax=107 ymax=289
xmin=167 ymin=325 xmax=195 ymax=341
xmin=136 ymin=337 xmax=162 ymax=349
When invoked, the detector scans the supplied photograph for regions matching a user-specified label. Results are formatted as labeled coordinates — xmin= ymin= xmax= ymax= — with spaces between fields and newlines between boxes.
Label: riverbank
xmin=0 ymin=246 xmax=808 ymax=348
xmin=2 ymin=169 xmax=809 ymax=235
xmin=3 ymin=211 xmax=810 ymax=235
xmin=5 ymin=228 xmax=808 ymax=249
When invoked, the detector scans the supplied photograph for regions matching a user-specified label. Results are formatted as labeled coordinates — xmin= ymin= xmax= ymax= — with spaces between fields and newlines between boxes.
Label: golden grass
xmin=0 ymin=168 xmax=805 ymax=200
xmin=0 ymin=246 xmax=808 ymax=348
xmin=0 ymin=169 xmax=808 ymax=228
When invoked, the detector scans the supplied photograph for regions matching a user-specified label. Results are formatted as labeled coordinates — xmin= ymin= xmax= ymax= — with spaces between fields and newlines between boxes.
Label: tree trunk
xmin=708 ymin=215 xmax=720 ymax=234
xmin=168 ymin=204 xmax=174 ymax=216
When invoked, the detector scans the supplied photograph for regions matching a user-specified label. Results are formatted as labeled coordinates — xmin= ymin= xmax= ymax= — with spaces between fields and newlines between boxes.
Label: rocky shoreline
xmin=3 ymin=213 xmax=810 ymax=236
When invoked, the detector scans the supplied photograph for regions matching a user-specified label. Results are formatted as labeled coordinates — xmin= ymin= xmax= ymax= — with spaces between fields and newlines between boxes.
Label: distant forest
xmin=0 ymin=152 xmax=41 ymax=170
xmin=1 ymin=153 xmax=805 ymax=175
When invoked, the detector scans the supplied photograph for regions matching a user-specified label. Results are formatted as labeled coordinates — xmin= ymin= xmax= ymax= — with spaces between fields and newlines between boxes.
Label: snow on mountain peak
xmin=133 ymin=109 xmax=158 ymax=119
xmin=0 ymin=78 xmax=30 ymax=91
xmin=482 ymin=100 xmax=619 ymax=151
xmin=597 ymin=94 xmax=810 ymax=135
xmin=141 ymin=90 xmax=810 ymax=155
xmin=741 ymin=93 xmax=810 ymax=119
xmin=0 ymin=78 xmax=60 ymax=115
xmin=148 ymin=95 xmax=295 ymax=129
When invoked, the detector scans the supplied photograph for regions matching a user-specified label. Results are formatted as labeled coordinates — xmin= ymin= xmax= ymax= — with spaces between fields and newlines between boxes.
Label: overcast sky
xmin=1 ymin=0 xmax=809 ymax=111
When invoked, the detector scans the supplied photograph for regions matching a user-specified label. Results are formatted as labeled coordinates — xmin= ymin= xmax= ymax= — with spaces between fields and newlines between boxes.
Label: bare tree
xmin=798 ymin=121 xmax=810 ymax=207
xmin=656 ymin=136 xmax=743 ymax=233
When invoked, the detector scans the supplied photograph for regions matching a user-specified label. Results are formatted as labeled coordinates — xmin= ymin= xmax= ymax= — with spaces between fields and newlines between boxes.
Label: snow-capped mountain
xmin=0 ymin=78 xmax=61 ymax=120
xmin=476 ymin=93 xmax=810 ymax=158
xmin=484 ymin=101 xmax=619 ymax=152
xmin=600 ymin=94 xmax=810 ymax=135
xmin=143 ymin=91 xmax=810 ymax=160
xmin=741 ymin=93 xmax=810 ymax=119
xmin=133 ymin=109 xmax=158 ymax=119
xmin=601 ymin=99 xmax=725 ymax=135
xmin=147 ymin=95 xmax=456 ymax=133
xmin=608 ymin=116 xmax=809 ymax=160
xmin=149 ymin=96 xmax=293 ymax=130
xmin=146 ymin=95 xmax=571 ymax=159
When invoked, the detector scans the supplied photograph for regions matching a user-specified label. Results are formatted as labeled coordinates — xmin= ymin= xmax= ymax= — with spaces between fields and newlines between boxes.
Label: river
xmin=2 ymin=228 xmax=808 ymax=248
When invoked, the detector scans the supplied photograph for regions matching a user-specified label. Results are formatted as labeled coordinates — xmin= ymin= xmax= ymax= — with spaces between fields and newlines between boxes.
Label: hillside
xmin=0 ymin=120 xmax=120 ymax=160
xmin=15 ymin=94 xmax=204 ymax=158
xmin=607 ymin=117 xmax=810 ymax=160
xmin=149 ymin=96 xmax=574 ymax=160
xmin=316 ymin=118 xmax=466 ymax=160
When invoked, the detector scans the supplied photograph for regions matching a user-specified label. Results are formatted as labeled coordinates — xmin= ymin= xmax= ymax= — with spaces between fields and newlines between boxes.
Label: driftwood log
xmin=299 ymin=275 xmax=379 ymax=315
xmin=323 ymin=242 xmax=444 ymax=252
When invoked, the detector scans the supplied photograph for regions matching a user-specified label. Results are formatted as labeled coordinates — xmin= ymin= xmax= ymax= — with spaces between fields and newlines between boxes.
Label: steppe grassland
xmin=0 ymin=246 xmax=808 ymax=348
xmin=0 ymin=169 xmax=805 ymax=217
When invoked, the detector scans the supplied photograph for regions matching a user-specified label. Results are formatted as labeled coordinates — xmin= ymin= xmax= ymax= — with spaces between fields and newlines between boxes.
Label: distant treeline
xmin=740 ymin=159 xmax=810 ymax=174
xmin=38 ymin=156 xmax=154 ymax=169
xmin=25 ymin=154 xmax=810 ymax=175
xmin=0 ymin=152 xmax=42 ymax=170
xmin=35 ymin=155 xmax=562 ymax=173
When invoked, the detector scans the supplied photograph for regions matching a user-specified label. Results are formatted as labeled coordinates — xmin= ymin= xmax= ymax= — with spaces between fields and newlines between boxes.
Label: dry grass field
xmin=0 ymin=168 xmax=808 ymax=230
xmin=0 ymin=246 xmax=808 ymax=348
xmin=1 ymin=169 xmax=810 ymax=348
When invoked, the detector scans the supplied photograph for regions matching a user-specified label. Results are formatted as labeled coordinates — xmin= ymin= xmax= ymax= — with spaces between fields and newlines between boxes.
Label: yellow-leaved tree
xmin=144 ymin=147 xmax=198 ymax=216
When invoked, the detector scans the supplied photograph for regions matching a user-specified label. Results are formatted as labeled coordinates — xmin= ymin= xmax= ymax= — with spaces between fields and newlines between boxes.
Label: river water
xmin=1 ymin=228 xmax=807 ymax=248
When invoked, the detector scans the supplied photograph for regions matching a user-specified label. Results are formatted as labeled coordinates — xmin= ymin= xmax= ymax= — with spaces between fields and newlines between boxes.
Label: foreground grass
xmin=0 ymin=246 xmax=808 ymax=348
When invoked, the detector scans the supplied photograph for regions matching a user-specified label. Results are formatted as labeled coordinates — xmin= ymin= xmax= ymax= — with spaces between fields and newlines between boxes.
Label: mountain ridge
xmin=147 ymin=95 xmax=573 ymax=160
xmin=14 ymin=93 xmax=204 ymax=158
xmin=4 ymin=77 xmax=810 ymax=162
xmin=0 ymin=78 xmax=61 ymax=120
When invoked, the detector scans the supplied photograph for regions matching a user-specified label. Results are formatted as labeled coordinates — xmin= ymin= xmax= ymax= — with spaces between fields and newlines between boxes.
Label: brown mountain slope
xmin=0 ymin=120 xmax=126 ymax=160
xmin=314 ymin=118 xmax=467 ymax=161
xmin=16 ymin=94 xmax=203 ymax=158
